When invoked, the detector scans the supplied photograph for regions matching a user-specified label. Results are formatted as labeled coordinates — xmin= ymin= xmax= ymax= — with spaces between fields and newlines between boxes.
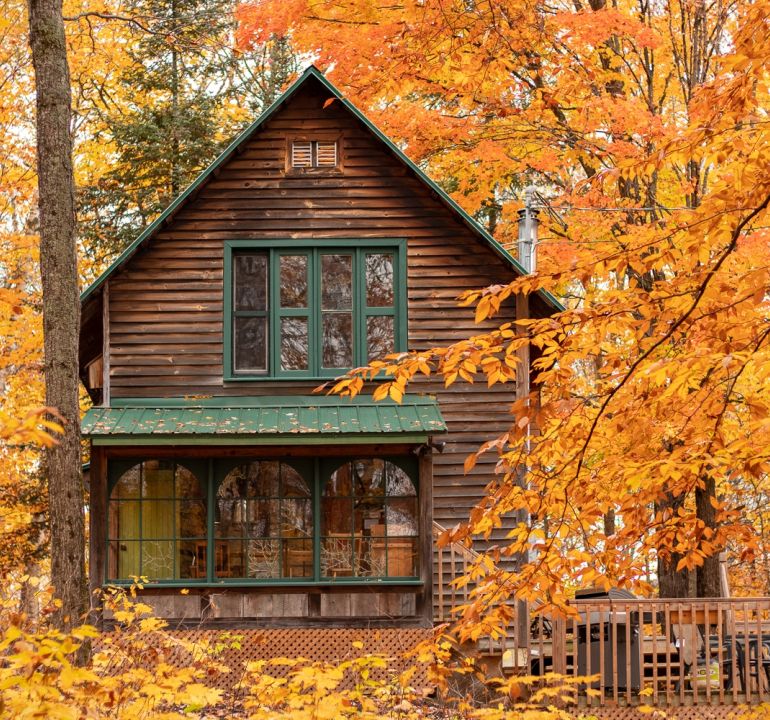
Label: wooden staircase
xmin=432 ymin=521 xmax=521 ymax=659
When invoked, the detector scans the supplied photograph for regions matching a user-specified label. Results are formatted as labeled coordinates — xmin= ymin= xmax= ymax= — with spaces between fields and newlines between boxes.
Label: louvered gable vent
xmin=316 ymin=141 xmax=337 ymax=166
xmin=291 ymin=141 xmax=313 ymax=168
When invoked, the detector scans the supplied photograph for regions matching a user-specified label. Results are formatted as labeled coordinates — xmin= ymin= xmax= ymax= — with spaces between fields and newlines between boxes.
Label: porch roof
xmin=81 ymin=395 xmax=446 ymax=446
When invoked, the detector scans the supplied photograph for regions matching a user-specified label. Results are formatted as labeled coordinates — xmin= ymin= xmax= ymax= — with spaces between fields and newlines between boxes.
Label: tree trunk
xmin=27 ymin=0 xmax=88 ymax=631
xmin=656 ymin=492 xmax=693 ymax=598
xmin=696 ymin=475 xmax=722 ymax=597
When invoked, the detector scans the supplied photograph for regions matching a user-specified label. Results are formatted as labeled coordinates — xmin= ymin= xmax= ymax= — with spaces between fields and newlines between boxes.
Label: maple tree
xmin=236 ymin=0 xmax=770 ymax=612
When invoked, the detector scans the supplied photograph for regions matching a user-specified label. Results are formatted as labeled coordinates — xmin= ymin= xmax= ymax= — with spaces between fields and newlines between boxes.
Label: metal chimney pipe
xmin=517 ymin=186 xmax=539 ymax=273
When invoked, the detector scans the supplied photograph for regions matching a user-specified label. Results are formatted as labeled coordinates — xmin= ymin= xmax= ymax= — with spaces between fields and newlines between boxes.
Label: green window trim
xmin=223 ymin=239 xmax=408 ymax=381
xmin=105 ymin=455 xmax=420 ymax=587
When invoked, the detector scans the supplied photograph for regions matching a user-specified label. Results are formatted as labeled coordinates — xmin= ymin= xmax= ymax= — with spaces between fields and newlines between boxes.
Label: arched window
xmin=107 ymin=460 xmax=206 ymax=581
xmin=321 ymin=459 xmax=418 ymax=578
xmin=216 ymin=461 xmax=312 ymax=579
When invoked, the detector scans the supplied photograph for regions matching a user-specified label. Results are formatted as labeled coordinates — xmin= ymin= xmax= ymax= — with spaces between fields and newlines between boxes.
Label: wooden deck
xmin=432 ymin=542 xmax=770 ymax=710
xmin=527 ymin=598 xmax=770 ymax=708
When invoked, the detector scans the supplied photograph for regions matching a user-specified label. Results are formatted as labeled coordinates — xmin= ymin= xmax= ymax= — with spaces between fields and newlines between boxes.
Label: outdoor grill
xmin=574 ymin=587 xmax=642 ymax=691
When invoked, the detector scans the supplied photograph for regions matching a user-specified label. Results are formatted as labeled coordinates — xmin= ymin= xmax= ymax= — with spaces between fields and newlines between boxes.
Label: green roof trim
xmin=79 ymin=65 xmax=563 ymax=313
xmin=82 ymin=394 xmax=446 ymax=445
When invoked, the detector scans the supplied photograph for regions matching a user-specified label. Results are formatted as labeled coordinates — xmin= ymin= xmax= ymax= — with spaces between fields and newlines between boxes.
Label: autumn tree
xmin=27 ymin=0 xmax=88 ymax=629
xmin=75 ymin=0 xmax=298 ymax=260
xmin=236 ymin=0 xmax=770 ymax=615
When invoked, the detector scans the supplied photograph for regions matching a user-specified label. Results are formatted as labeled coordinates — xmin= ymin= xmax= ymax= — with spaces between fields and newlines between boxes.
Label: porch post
xmin=416 ymin=446 xmax=434 ymax=626
xmin=88 ymin=444 xmax=107 ymax=625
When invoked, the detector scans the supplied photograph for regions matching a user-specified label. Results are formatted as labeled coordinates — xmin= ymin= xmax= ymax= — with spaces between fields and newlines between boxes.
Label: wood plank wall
xmin=105 ymin=76 xmax=540 ymax=544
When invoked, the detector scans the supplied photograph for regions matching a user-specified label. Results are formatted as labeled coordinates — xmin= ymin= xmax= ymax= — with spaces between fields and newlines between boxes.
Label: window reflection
xmin=280 ymin=255 xmax=308 ymax=308
xmin=365 ymin=253 xmax=394 ymax=306
xmin=216 ymin=461 xmax=312 ymax=579
xmin=321 ymin=459 xmax=418 ymax=578
xmin=280 ymin=317 xmax=309 ymax=370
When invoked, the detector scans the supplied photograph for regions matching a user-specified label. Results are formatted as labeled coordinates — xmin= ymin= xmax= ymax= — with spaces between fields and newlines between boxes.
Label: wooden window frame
xmin=223 ymin=239 xmax=408 ymax=382
xmin=285 ymin=133 xmax=343 ymax=175
xmin=105 ymin=455 xmax=420 ymax=587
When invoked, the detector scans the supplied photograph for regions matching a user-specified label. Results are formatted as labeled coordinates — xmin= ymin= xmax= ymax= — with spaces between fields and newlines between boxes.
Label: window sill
xmin=284 ymin=168 xmax=343 ymax=177
xmin=105 ymin=579 xmax=423 ymax=589
xmin=224 ymin=373 xmax=363 ymax=383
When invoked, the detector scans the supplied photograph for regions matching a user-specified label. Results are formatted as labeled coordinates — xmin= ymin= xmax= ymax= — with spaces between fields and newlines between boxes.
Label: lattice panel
xmin=569 ymin=705 xmax=751 ymax=720
xmin=95 ymin=627 xmax=433 ymax=691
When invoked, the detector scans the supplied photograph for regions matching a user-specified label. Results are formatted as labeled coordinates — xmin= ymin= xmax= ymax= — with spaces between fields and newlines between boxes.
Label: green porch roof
xmin=82 ymin=395 xmax=446 ymax=446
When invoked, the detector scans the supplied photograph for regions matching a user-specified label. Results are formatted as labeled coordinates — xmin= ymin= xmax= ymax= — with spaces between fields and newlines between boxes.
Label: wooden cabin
xmin=78 ymin=66 xmax=559 ymax=629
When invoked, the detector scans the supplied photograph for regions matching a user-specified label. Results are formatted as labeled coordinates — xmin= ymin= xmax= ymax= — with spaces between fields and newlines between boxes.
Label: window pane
xmin=108 ymin=540 xmax=140 ymax=580
xmin=280 ymin=255 xmax=308 ymax=308
xmin=281 ymin=498 xmax=312 ymax=538
xmin=358 ymin=459 xmax=385 ymax=496
xmin=366 ymin=315 xmax=395 ymax=361
xmin=387 ymin=498 xmax=419 ymax=536
xmin=322 ymin=312 xmax=353 ymax=368
xmin=385 ymin=464 xmax=416 ymax=496
xmin=357 ymin=538 xmax=378 ymax=577
xmin=321 ymin=536 xmax=353 ymax=577
xmin=176 ymin=465 xmax=202 ymax=498
xmin=142 ymin=461 xmax=174 ymax=497
xmin=234 ymin=254 xmax=267 ymax=311
xmin=366 ymin=254 xmax=394 ymax=306
xmin=109 ymin=501 xmax=140 ymax=539
xmin=142 ymin=540 xmax=174 ymax=578
xmin=280 ymin=317 xmax=308 ymax=370
xmin=321 ymin=254 xmax=352 ymax=309
xmin=251 ymin=499 xmax=281 ymax=537
xmin=178 ymin=540 xmax=203 ymax=579
xmin=387 ymin=538 xmax=417 ymax=576
xmin=234 ymin=316 xmax=267 ymax=372
xmin=178 ymin=500 xmax=207 ymax=538
xmin=247 ymin=539 xmax=280 ymax=578
xmin=282 ymin=466 xmax=310 ymax=498
xmin=142 ymin=500 xmax=174 ymax=537
xmin=355 ymin=499 xmax=385 ymax=537
xmin=285 ymin=538 xmax=313 ymax=578
xmin=220 ymin=461 xmax=280 ymax=499
xmin=113 ymin=465 xmax=140 ymax=498
xmin=321 ymin=496 xmax=352 ymax=536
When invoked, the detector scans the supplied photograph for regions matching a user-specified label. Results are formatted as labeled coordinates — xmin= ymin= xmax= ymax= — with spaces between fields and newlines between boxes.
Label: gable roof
xmin=79 ymin=65 xmax=563 ymax=312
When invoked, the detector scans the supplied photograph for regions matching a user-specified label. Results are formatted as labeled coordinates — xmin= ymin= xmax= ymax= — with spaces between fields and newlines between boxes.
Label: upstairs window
xmin=225 ymin=241 xmax=406 ymax=380
xmin=290 ymin=140 xmax=338 ymax=169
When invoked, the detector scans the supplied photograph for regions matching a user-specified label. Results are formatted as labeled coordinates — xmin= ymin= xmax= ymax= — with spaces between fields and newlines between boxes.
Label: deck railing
xmin=535 ymin=597 xmax=770 ymax=707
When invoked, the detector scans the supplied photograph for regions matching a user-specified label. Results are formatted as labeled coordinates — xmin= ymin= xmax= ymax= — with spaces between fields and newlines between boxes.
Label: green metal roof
xmin=82 ymin=395 xmax=446 ymax=446
xmin=79 ymin=65 xmax=563 ymax=313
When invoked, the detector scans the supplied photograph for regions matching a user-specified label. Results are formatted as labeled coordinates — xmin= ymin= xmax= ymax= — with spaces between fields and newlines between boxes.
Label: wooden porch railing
xmin=536 ymin=597 xmax=770 ymax=707
xmin=432 ymin=521 xmax=477 ymax=623
xmin=432 ymin=522 xmax=521 ymax=657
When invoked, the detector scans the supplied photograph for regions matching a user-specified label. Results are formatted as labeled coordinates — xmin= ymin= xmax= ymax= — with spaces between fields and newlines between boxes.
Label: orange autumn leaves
xmin=237 ymin=0 xmax=770 ymax=611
